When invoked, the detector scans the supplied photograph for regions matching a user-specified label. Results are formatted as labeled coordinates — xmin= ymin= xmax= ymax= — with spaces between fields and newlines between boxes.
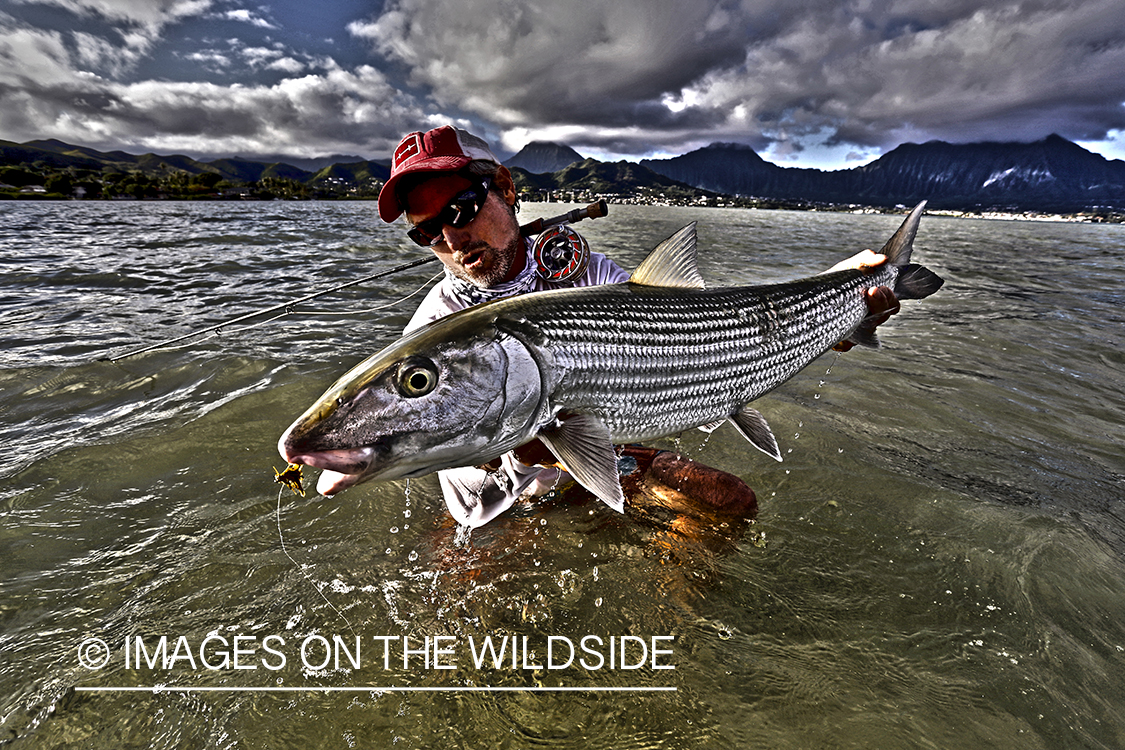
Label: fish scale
xmin=504 ymin=269 xmax=889 ymax=443
xmin=279 ymin=203 xmax=942 ymax=517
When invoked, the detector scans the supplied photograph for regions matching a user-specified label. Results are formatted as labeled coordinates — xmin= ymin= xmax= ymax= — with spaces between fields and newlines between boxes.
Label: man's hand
xmin=834 ymin=285 xmax=901 ymax=352
xmin=824 ymin=249 xmax=885 ymax=274
xmin=864 ymin=285 xmax=900 ymax=325
xmin=824 ymin=248 xmax=901 ymax=324
xmin=480 ymin=439 xmax=559 ymax=470
xmin=822 ymin=249 xmax=901 ymax=352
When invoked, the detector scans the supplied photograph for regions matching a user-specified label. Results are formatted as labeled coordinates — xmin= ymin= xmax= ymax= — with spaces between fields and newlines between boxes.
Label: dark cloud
xmin=349 ymin=1 xmax=754 ymax=123
xmin=352 ymin=0 xmax=1125 ymax=162
xmin=2 ymin=0 xmax=1124 ymax=166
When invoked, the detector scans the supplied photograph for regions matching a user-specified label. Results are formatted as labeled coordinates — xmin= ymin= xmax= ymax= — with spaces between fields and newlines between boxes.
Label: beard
xmin=452 ymin=235 xmax=523 ymax=288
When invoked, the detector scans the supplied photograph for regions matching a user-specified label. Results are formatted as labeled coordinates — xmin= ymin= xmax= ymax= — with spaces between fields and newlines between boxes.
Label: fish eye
xmin=395 ymin=357 xmax=439 ymax=398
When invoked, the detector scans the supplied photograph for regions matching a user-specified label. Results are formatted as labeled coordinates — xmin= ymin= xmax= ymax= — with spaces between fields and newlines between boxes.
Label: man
xmin=378 ymin=127 xmax=629 ymax=330
xmin=378 ymin=125 xmax=897 ymax=527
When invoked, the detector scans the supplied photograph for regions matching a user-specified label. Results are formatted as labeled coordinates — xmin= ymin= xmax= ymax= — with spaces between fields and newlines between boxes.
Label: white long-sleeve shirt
xmin=405 ymin=240 xmax=629 ymax=527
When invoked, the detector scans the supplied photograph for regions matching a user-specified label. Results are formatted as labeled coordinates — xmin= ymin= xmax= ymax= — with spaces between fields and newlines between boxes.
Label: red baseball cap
xmin=378 ymin=126 xmax=500 ymax=222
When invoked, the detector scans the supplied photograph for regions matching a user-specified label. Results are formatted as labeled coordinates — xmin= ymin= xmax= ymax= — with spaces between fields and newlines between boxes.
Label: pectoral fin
xmin=536 ymin=413 xmax=626 ymax=513
xmin=729 ymin=406 xmax=782 ymax=462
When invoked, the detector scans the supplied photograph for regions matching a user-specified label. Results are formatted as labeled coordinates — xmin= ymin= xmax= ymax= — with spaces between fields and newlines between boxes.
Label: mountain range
xmin=638 ymin=134 xmax=1125 ymax=212
xmin=3 ymin=134 xmax=1123 ymax=212
xmin=0 ymin=138 xmax=391 ymax=188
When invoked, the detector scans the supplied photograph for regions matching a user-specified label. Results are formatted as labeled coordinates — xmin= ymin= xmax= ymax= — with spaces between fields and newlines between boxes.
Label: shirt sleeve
xmin=437 ymin=456 xmax=562 ymax=527
xmin=581 ymin=251 xmax=630 ymax=286
xmin=403 ymin=281 xmax=466 ymax=334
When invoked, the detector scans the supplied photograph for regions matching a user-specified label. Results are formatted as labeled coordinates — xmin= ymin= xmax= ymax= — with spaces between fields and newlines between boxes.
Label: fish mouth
xmin=282 ymin=447 xmax=375 ymax=497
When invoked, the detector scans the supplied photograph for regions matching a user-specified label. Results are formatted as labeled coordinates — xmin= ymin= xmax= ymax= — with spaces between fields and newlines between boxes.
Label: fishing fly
xmin=273 ymin=463 xmax=306 ymax=497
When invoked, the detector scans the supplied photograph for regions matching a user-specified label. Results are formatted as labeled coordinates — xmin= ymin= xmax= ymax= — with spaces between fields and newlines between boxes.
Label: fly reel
xmin=532 ymin=224 xmax=590 ymax=283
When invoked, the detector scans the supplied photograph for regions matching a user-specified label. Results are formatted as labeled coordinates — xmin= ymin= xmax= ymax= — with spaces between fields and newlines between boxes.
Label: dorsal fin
xmin=629 ymin=223 xmax=706 ymax=289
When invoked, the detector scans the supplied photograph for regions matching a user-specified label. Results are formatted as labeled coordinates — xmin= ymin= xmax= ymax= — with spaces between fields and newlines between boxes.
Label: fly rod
xmin=106 ymin=199 xmax=610 ymax=363
xmin=519 ymin=198 xmax=608 ymax=237
xmin=104 ymin=255 xmax=439 ymax=362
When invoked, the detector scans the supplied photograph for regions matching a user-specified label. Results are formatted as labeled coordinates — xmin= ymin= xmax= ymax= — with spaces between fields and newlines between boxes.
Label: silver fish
xmin=279 ymin=202 xmax=942 ymax=513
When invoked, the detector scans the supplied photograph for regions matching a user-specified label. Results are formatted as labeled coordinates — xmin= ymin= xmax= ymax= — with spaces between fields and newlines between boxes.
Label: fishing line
xmin=276 ymin=487 xmax=356 ymax=636
xmin=205 ymin=270 xmax=445 ymax=341
xmin=106 ymin=201 xmax=610 ymax=363
xmin=106 ymin=255 xmax=439 ymax=362
xmin=106 ymin=270 xmax=446 ymax=367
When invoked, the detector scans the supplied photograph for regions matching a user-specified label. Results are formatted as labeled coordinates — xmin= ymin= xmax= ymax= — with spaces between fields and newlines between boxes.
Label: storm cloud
xmin=351 ymin=0 xmax=1125 ymax=161
xmin=1 ymin=0 xmax=1123 ymax=167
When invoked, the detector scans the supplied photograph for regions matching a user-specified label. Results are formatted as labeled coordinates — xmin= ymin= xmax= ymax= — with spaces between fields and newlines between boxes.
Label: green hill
xmin=512 ymin=158 xmax=714 ymax=201
xmin=0 ymin=139 xmax=383 ymax=199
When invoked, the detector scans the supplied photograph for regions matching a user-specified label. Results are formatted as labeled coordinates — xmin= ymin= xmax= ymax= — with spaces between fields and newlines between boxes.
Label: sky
xmin=1 ymin=0 xmax=1124 ymax=171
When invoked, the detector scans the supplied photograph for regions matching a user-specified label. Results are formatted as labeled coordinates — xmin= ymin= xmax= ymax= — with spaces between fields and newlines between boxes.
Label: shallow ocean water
xmin=1 ymin=200 xmax=1124 ymax=748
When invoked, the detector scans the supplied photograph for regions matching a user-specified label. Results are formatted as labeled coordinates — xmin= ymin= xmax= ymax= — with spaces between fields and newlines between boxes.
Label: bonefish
xmin=279 ymin=203 xmax=943 ymax=513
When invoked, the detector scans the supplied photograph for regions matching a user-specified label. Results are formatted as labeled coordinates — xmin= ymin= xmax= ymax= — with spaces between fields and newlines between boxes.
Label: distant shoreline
xmin=3 ymin=192 xmax=1120 ymax=223
xmin=5 ymin=135 xmax=1125 ymax=217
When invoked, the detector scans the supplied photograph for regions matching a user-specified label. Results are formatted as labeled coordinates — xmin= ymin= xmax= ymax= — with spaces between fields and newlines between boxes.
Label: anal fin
xmin=729 ymin=406 xmax=782 ymax=462
xmin=697 ymin=419 xmax=725 ymax=434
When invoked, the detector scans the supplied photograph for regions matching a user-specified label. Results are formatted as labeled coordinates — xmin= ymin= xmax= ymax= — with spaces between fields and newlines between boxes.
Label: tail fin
xmin=895 ymin=263 xmax=944 ymax=300
xmin=879 ymin=201 xmax=927 ymax=266
xmin=836 ymin=201 xmax=944 ymax=350
xmin=879 ymin=201 xmax=944 ymax=300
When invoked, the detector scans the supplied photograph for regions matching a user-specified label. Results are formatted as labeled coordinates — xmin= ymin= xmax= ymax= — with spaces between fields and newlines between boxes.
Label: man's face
xmin=404 ymin=172 xmax=523 ymax=288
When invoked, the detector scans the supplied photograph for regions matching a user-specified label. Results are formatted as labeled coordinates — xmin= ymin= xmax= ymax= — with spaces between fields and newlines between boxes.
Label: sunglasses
xmin=407 ymin=177 xmax=492 ymax=247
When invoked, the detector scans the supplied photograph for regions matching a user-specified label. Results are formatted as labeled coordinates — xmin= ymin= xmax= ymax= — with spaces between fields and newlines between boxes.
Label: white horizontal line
xmin=76 ymin=686 xmax=676 ymax=693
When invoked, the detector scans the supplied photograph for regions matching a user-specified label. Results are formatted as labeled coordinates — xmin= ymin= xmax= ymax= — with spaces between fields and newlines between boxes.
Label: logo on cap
xmin=393 ymin=134 xmax=423 ymax=169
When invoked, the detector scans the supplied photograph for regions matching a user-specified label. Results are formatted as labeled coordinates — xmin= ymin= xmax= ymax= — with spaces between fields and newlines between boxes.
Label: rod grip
xmin=519 ymin=218 xmax=546 ymax=236
xmin=518 ymin=198 xmax=610 ymax=237
xmin=585 ymin=198 xmax=609 ymax=220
